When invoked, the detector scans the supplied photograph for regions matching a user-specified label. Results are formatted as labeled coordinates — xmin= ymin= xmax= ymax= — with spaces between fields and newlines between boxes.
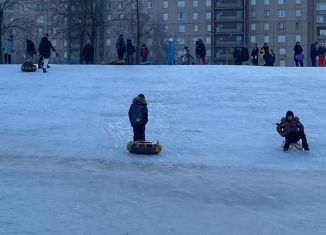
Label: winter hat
xmin=138 ymin=94 xmax=145 ymax=99
xmin=44 ymin=33 xmax=49 ymax=37
xmin=286 ymin=111 xmax=294 ymax=117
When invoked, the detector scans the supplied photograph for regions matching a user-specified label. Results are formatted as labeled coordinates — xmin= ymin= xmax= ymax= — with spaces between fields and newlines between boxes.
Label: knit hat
xmin=286 ymin=111 xmax=294 ymax=117
xmin=138 ymin=94 xmax=145 ymax=99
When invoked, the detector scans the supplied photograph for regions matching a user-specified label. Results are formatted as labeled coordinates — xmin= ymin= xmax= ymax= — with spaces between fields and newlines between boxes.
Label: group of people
xmin=128 ymin=93 xmax=310 ymax=152
xmin=3 ymin=33 xmax=58 ymax=73
xmin=310 ymin=41 xmax=326 ymax=67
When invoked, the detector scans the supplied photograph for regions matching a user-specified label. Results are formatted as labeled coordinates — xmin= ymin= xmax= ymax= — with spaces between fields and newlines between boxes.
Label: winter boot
xmin=283 ymin=141 xmax=290 ymax=151
xmin=43 ymin=68 xmax=47 ymax=73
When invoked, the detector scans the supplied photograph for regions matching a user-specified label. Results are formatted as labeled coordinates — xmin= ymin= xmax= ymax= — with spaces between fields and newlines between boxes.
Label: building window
xmin=264 ymin=0 xmax=270 ymax=5
xmin=317 ymin=3 xmax=326 ymax=10
xmin=194 ymin=24 xmax=198 ymax=32
xmin=178 ymin=25 xmax=185 ymax=32
xmin=250 ymin=23 xmax=256 ymax=31
xmin=279 ymin=48 xmax=286 ymax=55
xmin=296 ymin=35 xmax=301 ymax=42
xmin=178 ymin=1 xmax=185 ymax=7
xmin=193 ymin=12 xmax=198 ymax=20
xmin=108 ymin=15 xmax=111 ymax=20
xmin=165 ymin=25 xmax=169 ymax=32
xmin=278 ymin=22 xmax=286 ymax=30
xmin=278 ymin=0 xmax=285 ymax=4
xmin=64 ymin=40 xmax=67 ymax=47
xmin=106 ymin=39 xmax=111 ymax=46
xmin=264 ymin=36 xmax=270 ymax=43
xmin=206 ymin=0 xmax=211 ymax=7
xmin=296 ymin=0 xmax=301 ymax=4
xmin=64 ymin=52 xmax=68 ymax=59
xmin=264 ymin=23 xmax=270 ymax=31
xmin=278 ymin=10 xmax=286 ymax=17
xmin=37 ymin=16 xmax=45 ymax=24
xmin=264 ymin=10 xmax=270 ymax=17
xmin=163 ymin=13 xmax=168 ymax=20
xmin=148 ymin=1 xmax=152 ymax=8
xmin=206 ymin=12 xmax=211 ymax=20
xmin=206 ymin=37 xmax=211 ymax=44
xmin=251 ymin=11 xmax=257 ymax=18
xmin=251 ymin=0 xmax=256 ymax=5
xmin=296 ymin=10 xmax=301 ymax=17
xmin=278 ymin=35 xmax=286 ymax=43
xmin=193 ymin=0 xmax=198 ymax=7
xmin=251 ymin=36 xmax=256 ymax=43
xmin=178 ymin=12 xmax=184 ymax=20
xmin=207 ymin=24 xmax=211 ymax=32
xmin=177 ymin=38 xmax=185 ymax=45
xmin=163 ymin=1 xmax=168 ymax=8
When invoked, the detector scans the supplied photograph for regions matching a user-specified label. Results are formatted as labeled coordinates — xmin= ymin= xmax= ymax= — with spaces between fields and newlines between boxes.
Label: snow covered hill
xmin=0 ymin=64 xmax=326 ymax=235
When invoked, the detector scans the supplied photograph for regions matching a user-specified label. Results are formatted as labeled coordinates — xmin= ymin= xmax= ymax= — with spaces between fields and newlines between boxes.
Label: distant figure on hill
xmin=317 ymin=45 xmax=325 ymax=67
xmin=140 ymin=44 xmax=149 ymax=63
xmin=166 ymin=38 xmax=175 ymax=65
xmin=26 ymin=39 xmax=36 ymax=62
xmin=294 ymin=41 xmax=304 ymax=67
xmin=116 ymin=34 xmax=126 ymax=60
xmin=82 ymin=40 xmax=94 ymax=64
xmin=3 ymin=35 xmax=14 ymax=64
xmin=251 ymin=43 xmax=259 ymax=66
xmin=310 ymin=42 xmax=318 ymax=67
xmin=125 ymin=39 xmax=136 ymax=65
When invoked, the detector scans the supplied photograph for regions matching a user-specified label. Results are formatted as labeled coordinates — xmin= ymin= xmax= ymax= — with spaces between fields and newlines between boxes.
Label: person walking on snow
xmin=181 ymin=46 xmax=193 ymax=65
xmin=26 ymin=39 xmax=36 ymax=62
xmin=128 ymin=94 xmax=148 ymax=141
xmin=276 ymin=111 xmax=309 ymax=151
xmin=38 ymin=34 xmax=58 ymax=73
xmin=3 ymin=35 xmax=14 ymax=64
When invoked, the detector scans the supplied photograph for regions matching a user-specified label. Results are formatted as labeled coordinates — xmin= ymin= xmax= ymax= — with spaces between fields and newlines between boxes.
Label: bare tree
xmin=51 ymin=0 xmax=131 ymax=64
xmin=0 ymin=0 xmax=30 ymax=63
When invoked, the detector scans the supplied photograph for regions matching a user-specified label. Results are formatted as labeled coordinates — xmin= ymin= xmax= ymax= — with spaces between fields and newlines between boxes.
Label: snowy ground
xmin=0 ymin=64 xmax=326 ymax=234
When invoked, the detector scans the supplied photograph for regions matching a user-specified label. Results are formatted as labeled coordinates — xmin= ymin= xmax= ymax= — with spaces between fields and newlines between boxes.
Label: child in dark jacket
xmin=128 ymin=94 xmax=148 ymax=141
xmin=276 ymin=111 xmax=309 ymax=151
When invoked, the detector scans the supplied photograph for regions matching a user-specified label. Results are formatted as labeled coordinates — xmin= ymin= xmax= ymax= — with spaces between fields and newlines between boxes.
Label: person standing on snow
xmin=26 ymin=39 xmax=36 ymax=62
xmin=181 ymin=46 xmax=194 ymax=65
xmin=166 ymin=38 xmax=175 ymax=65
xmin=310 ymin=42 xmax=318 ymax=67
xmin=276 ymin=111 xmax=309 ymax=151
xmin=251 ymin=43 xmax=259 ymax=66
xmin=3 ymin=35 xmax=14 ymax=64
xmin=260 ymin=42 xmax=270 ymax=66
xmin=317 ymin=45 xmax=326 ymax=67
xmin=196 ymin=39 xmax=206 ymax=64
xmin=125 ymin=39 xmax=136 ymax=65
xmin=116 ymin=34 xmax=126 ymax=60
xmin=38 ymin=34 xmax=58 ymax=73
xmin=140 ymin=44 xmax=149 ymax=63
xmin=294 ymin=41 xmax=304 ymax=67
xmin=128 ymin=94 xmax=148 ymax=141
xmin=82 ymin=40 xmax=94 ymax=64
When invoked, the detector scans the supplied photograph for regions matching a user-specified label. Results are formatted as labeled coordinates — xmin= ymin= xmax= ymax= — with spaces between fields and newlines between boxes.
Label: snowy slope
xmin=0 ymin=64 xmax=326 ymax=235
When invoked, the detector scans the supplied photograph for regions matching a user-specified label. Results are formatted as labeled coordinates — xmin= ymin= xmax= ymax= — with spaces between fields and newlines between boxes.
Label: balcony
xmin=215 ymin=1 xmax=244 ymax=9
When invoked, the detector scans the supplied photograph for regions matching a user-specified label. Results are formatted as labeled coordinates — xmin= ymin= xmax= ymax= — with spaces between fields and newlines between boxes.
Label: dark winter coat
xmin=241 ymin=47 xmax=249 ymax=62
xmin=294 ymin=44 xmax=303 ymax=58
xmin=126 ymin=40 xmax=135 ymax=55
xmin=82 ymin=44 xmax=94 ymax=62
xmin=195 ymin=41 xmax=206 ymax=59
xmin=276 ymin=117 xmax=304 ymax=137
xmin=38 ymin=36 xmax=56 ymax=59
xmin=128 ymin=97 xmax=148 ymax=126
xmin=317 ymin=46 xmax=326 ymax=56
xmin=116 ymin=37 xmax=126 ymax=52
xmin=310 ymin=43 xmax=317 ymax=59
xmin=251 ymin=47 xmax=259 ymax=64
xmin=233 ymin=48 xmax=242 ymax=65
xmin=26 ymin=40 xmax=36 ymax=55
xmin=260 ymin=46 xmax=270 ymax=55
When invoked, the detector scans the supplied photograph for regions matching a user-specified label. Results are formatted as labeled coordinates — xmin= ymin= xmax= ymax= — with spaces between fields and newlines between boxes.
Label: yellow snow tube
xmin=127 ymin=141 xmax=162 ymax=155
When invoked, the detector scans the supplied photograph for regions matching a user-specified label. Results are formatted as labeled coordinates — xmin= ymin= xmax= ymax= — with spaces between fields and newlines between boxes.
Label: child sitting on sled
xmin=276 ymin=111 xmax=309 ymax=151
xmin=128 ymin=94 xmax=148 ymax=141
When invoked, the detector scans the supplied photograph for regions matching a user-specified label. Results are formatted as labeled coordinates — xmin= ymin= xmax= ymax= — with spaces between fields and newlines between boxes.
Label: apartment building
xmin=315 ymin=1 xmax=326 ymax=46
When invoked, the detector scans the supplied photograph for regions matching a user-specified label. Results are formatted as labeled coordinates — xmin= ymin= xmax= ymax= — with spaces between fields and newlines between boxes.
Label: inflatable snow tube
xmin=127 ymin=141 xmax=162 ymax=155
xmin=21 ymin=62 xmax=37 ymax=72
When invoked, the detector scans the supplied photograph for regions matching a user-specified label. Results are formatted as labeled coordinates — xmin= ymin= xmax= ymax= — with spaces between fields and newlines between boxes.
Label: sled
xmin=139 ymin=61 xmax=151 ymax=65
xmin=282 ymin=140 xmax=303 ymax=151
xmin=21 ymin=62 xmax=37 ymax=72
xmin=109 ymin=59 xmax=125 ymax=65
xmin=127 ymin=141 xmax=162 ymax=155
